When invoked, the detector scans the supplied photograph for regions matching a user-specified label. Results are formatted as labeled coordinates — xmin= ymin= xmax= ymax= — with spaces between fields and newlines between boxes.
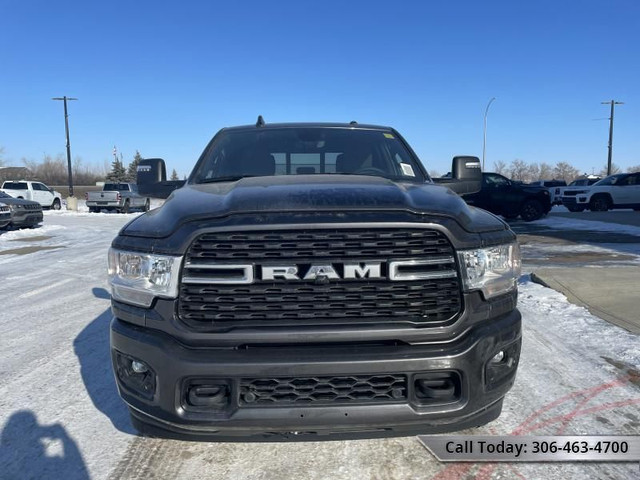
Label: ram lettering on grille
xmin=178 ymin=228 xmax=463 ymax=330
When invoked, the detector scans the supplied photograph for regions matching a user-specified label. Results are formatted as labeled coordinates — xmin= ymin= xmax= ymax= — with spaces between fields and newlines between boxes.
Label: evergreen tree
xmin=106 ymin=158 xmax=127 ymax=182
xmin=127 ymin=150 xmax=143 ymax=182
xmin=170 ymin=168 xmax=179 ymax=181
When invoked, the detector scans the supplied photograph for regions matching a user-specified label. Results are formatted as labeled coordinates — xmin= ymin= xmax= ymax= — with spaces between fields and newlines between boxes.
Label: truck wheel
xmin=589 ymin=195 xmax=611 ymax=212
xmin=520 ymin=199 xmax=544 ymax=222
xmin=567 ymin=206 xmax=585 ymax=212
xmin=122 ymin=200 xmax=130 ymax=214
xmin=52 ymin=198 xmax=61 ymax=210
xmin=143 ymin=198 xmax=150 ymax=212
xmin=88 ymin=207 xmax=98 ymax=213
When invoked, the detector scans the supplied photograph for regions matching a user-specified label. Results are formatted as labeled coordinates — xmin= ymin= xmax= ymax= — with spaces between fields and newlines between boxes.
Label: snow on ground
xmin=0 ymin=212 xmax=638 ymax=480
xmin=537 ymin=215 xmax=640 ymax=236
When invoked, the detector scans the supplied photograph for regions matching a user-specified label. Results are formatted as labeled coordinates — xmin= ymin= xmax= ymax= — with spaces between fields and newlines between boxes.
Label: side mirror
xmin=136 ymin=158 xmax=186 ymax=199
xmin=137 ymin=158 xmax=167 ymax=184
xmin=433 ymin=156 xmax=482 ymax=195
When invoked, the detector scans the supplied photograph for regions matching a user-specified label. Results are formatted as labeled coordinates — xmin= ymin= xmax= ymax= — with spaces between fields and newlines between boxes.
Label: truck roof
xmin=222 ymin=122 xmax=395 ymax=133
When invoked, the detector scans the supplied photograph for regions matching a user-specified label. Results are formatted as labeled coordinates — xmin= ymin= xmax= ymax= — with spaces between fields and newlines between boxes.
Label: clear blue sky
xmin=1 ymin=0 xmax=639 ymax=178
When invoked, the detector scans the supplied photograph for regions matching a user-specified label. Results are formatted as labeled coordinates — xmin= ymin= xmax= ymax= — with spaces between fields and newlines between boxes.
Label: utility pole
xmin=601 ymin=100 xmax=624 ymax=176
xmin=52 ymin=96 xmax=78 ymax=196
xmin=482 ymin=97 xmax=496 ymax=171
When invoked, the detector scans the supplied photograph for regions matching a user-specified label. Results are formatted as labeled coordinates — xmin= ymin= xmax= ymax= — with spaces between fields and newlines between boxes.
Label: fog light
xmin=491 ymin=351 xmax=505 ymax=363
xmin=131 ymin=360 xmax=148 ymax=373
xmin=113 ymin=351 xmax=156 ymax=400
xmin=485 ymin=342 xmax=520 ymax=390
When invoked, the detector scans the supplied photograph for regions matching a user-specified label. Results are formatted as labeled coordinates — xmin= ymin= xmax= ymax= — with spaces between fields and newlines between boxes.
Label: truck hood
xmin=122 ymin=175 xmax=507 ymax=238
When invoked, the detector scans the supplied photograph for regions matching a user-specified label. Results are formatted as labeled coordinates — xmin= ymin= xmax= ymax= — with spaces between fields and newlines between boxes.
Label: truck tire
xmin=567 ymin=206 xmax=585 ymax=212
xmin=52 ymin=198 xmax=61 ymax=210
xmin=88 ymin=207 xmax=98 ymax=213
xmin=122 ymin=200 xmax=130 ymax=214
xmin=520 ymin=199 xmax=544 ymax=222
xmin=143 ymin=198 xmax=150 ymax=212
xmin=589 ymin=195 xmax=611 ymax=212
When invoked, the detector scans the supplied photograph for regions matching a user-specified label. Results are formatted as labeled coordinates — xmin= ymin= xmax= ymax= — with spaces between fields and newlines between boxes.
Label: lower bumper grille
xmin=240 ymin=374 xmax=407 ymax=406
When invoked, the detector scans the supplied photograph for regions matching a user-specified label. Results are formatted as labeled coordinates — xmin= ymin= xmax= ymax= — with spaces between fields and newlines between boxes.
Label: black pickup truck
xmin=464 ymin=172 xmax=552 ymax=221
xmin=108 ymin=121 xmax=522 ymax=440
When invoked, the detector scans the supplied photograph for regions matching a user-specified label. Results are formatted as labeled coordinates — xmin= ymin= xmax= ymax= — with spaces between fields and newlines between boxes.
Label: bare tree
xmin=626 ymin=164 xmax=640 ymax=173
xmin=493 ymin=160 xmax=507 ymax=175
xmin=597 ymin=163 xmax=621 ymax=177
xmin=527 ymin=163 xmax=540 ymax=181
xmin=553 ymin=162 xmax=580 ymax=183
xmin=21 ymin=153 xmax=105 ymax=185
xmin=170 ymin=168 xmax=180 ymax=181
xmin=539 ymin=162 xmax=553 ymax=180
xmin=508 ymin=159 xmax=530 ymax=182
xmin=0 ymin=146 xmax=5 ymax=167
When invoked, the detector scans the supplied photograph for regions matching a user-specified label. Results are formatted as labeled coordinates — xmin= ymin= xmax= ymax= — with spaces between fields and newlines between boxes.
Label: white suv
xmin=561 ymin=172 xmax=640 ymax=212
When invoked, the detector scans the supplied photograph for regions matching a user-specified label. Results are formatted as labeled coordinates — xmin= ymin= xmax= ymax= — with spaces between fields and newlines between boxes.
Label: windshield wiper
xmin=198 ymin=175 xmax=257 ymax=184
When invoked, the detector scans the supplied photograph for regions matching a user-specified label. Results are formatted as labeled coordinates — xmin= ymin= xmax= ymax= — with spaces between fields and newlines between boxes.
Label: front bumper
xmin=0 ymin=212 xmax=10 ymax=229
xmin=10 ymin=210 xmax=43 ymax=227
xmin=561 ymin=196 xmax=588 ymax=207
xmin=110 ymin=309 xmax=521 ymax=441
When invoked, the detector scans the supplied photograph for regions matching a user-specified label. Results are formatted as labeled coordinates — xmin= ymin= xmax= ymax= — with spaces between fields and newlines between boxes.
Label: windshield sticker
xmin=383 ymin=133 xmax=395 ymax=139
xmin=400 ymin=163 xmax=415 ymax=176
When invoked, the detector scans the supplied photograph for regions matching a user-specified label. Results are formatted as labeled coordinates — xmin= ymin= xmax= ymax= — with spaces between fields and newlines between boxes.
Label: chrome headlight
xmin=107 ymin=248 xmax=183 ymax=307
xmin=458 ymin=243 xmax=521 ymax=299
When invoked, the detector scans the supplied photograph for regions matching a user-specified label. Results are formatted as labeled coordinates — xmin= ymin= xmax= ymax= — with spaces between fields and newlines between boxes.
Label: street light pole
xmin=482 ymin=97 xmax=496 ymax=171
xmin=52 ymin=96 xmax=78 ymax=196
xmin=601 ymin=100 xmax=624 ymax=176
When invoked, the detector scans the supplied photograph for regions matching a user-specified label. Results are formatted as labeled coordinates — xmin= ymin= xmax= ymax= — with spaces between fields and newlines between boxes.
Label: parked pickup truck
xmin=108 ymin=120 xmax=522 ymax=440
xmin=463 ymin=172 xmax=552 ymax=221
xmin=561 ymin=172 xmax=640 ymax=212
xmin=0 ymin=180 xmax=62 ymax=210
xmin=86 ymin=183 xmax=150 ymax=213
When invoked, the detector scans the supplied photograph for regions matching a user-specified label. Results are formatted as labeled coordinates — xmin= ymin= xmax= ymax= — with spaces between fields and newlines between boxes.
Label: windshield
xmin=192 ymin=127 xmax=427 ymax=183
xmin=593 ymin=174 xmax=625 ymax=186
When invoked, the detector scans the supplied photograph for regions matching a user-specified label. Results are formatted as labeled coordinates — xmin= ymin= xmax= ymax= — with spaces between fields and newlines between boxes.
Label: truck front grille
xmin=178 ymin=227 xmax=462 ymax=330
xmin=239 ymin=374 xmax=407 ymax=406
